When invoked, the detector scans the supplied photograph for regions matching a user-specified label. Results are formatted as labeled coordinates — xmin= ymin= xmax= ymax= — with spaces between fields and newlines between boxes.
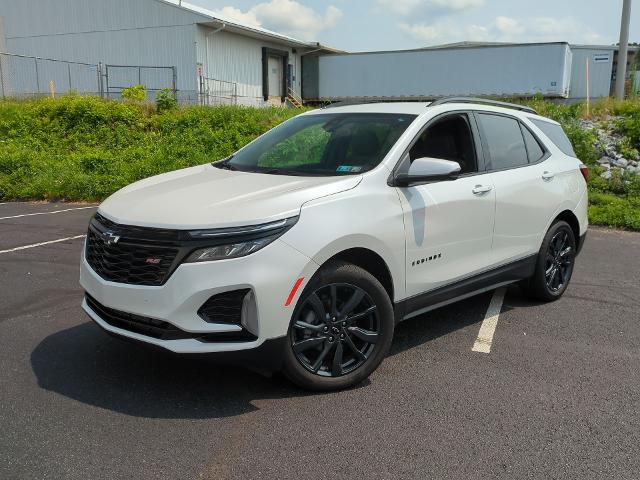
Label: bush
xmin=0 ymin=95 xmax=638 ymax=231
xmin=618 ymin=112 xmax=640 ymax=149
xmin=121 ymin=85 xmax=146 ymax=102
xmin=156 ymin=89 xmax=178 ymax=112
xmin=0 ymin=96 xmax=304 ymax=201
xmin=563 ymin=121 xmax=598 ymax=165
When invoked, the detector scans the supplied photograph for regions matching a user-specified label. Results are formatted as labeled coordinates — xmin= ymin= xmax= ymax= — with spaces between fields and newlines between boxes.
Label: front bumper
xmin=80 ymin=238 xmax=318 ymax=353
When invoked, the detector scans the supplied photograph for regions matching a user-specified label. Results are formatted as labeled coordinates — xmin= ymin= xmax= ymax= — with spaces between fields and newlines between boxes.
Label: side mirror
xmin=394 ymin=157 xmax=461 ymax=187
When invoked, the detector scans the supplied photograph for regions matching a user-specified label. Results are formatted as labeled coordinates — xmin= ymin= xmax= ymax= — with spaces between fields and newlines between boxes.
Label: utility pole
xmin=615 ymin=0 xmax=632 ymax=99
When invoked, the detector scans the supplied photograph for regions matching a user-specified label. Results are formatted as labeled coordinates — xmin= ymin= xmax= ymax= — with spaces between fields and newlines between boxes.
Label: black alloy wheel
xmin=524 ymin=220 xmax=576 ymax=302
xmin=282 ymin=261 xmax=394 ymax=391
xmin=544 ymin=229 xmax=574 ymax=293
xmin=290 ymin=283 xmax=379 ymax=377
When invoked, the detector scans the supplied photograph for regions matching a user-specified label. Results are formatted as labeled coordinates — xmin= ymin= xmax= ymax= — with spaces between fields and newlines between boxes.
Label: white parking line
xmin=0 ymin=235 xmax=86 ymax=254
xmin=0 ymin=206 xmax=97 ymax=220
xmin=472 ymin=287 xmax=506 ymax=354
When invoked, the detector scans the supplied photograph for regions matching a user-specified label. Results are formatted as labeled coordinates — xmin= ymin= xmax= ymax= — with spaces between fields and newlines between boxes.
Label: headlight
xmin=185 ymin=236 xmax=277 ymax=262
xmin=184 ymin=216 xmax=298 ymax=263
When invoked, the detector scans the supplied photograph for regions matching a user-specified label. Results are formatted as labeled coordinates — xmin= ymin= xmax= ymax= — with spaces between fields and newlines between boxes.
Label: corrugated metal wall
xmin=569 ymin=47 xmax=615 ymax=99
xmin=314 ymin=43 xmax=572 ymax=100
xmin=195 ymin=26 xmax=303 ymax=107
xmin=0 ymin=0 xmax=200 ymax=100
xmin=0 ymin=0 xmax=306 ymax=105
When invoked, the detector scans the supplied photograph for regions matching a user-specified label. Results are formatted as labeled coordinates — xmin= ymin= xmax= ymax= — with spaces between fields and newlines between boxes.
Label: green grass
xmin=0 ymin=95 xmax=639 ymax=230
xmin=0 ymin=95 xmax=304 ymax=201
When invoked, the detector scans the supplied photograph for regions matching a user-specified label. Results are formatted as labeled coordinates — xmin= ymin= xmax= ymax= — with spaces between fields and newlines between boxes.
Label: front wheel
xmin=282 ymin=261 xmax=394 ymax=391
xmin=524 ymin=220 xmax=576 ymax=302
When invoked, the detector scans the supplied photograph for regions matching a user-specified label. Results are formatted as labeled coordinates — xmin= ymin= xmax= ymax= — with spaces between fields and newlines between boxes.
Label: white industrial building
xmin=0 ymin=0 xmax=337 ymax=105
xmin=0 ymin=1 xmax=636 ymax=105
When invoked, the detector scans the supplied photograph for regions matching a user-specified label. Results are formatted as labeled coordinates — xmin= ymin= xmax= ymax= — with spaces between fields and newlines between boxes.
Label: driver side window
xmin=409 ymin=114 xmax=478 ymax=175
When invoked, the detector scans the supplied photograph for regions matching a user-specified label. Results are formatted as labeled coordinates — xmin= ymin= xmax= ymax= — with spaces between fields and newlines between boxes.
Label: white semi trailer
xmin=302 ymin=42 xmax=573 ymax=102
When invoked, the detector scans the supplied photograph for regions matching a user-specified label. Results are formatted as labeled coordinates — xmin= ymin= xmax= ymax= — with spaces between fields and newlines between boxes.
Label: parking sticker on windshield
xmin=336 ymin=166 xmax=363 ymax=173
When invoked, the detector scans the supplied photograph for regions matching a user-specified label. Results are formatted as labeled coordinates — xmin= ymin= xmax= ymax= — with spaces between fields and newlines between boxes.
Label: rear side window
xmin=521 ymin=126 xmax=545 ymax=163
xmin=530 ymin=119 xmax=576 ymax=157
xmin=477 ymin=114 xmax=528 ymax=170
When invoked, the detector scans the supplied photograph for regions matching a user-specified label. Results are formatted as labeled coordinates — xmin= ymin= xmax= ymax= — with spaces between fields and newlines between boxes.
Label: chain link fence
xmin=104 ymin=65 xmax=176 ymax=100
xmin=0 ymin=52 xmax=101 ymax=97
xmin=0 ymin=52 xmax=177 ymax=100
xmin=199 ymin=76 xmax=238 ymax=106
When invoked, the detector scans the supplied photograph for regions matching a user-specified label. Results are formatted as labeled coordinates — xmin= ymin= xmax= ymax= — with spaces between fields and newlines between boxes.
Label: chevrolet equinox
xmin=80 ymin=98 xmax=588 ymax=391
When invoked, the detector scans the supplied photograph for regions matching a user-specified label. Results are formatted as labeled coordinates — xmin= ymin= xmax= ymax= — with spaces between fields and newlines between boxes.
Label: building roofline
xmin=570 ymin=43 xmax=640 ymax=51
xmin=323 ymin=41 xmax=570 ymax=57
xmin=154 ymin=0 xmax=342 ymax=51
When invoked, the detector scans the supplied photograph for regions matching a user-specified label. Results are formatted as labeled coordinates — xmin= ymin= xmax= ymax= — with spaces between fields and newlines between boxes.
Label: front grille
xmin=198 ymin=289 xmax=250 ymax=324
xmin=86 ymin=294 xmax=258 ymax=343
xmin=86 ymin=214 xmax=180 ymax=286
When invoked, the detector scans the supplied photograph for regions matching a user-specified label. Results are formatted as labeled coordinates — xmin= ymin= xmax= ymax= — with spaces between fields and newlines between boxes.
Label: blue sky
xmin=188 ymin=0 xmax=639 ymax=52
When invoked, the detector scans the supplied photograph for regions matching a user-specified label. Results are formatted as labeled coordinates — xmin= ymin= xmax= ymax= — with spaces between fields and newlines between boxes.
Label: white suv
xmin=80 ymin=98 xmax=589 ymax=391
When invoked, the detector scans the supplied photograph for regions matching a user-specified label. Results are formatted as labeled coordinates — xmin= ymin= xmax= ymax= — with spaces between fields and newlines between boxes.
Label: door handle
xmin=542 ymin=171 xmax=555 ymax=181
xmin=472 ymin=185 xmax=493 ymax=195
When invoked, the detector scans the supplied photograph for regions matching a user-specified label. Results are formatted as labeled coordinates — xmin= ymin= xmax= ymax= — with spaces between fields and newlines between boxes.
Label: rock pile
xmin=579 ymin=118 xmax=640 ymax=178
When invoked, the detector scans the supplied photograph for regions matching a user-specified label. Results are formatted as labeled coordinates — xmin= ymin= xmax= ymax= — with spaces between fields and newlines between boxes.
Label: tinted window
xmin=220 ymin=113 xmax=416 ymax=176
xmin=521 ymin=125 xmax=545 ymax=163
xmin=410 ymin=114 xmax=478 ymax=174
xmin=530 ymin=119 xmax=576 ymax=157
xmin=477 ymin=114 xmax=528 ymax=170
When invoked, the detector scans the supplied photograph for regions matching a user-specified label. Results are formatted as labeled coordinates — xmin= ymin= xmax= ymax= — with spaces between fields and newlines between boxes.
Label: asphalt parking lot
xmin=1 ymin=202 xmax=639 ymax=480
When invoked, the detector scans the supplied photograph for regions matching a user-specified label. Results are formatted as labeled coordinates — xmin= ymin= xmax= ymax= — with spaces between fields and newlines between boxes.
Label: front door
xmin=268 ymin=56 xmax=283 ymax=101
xmin=398 ymin=113 xmax=496 ymax=298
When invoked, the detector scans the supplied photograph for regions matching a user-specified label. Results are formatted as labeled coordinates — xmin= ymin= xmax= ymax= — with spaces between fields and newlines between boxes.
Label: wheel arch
xmin=553 ymin=209 xmax=581 ymax=249
xmin=321 ymin=248 xmax=395 ymax=303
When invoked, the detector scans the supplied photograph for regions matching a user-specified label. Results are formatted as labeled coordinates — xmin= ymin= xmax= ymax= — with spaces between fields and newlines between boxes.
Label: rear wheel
xmin=282 ymin=261 xmax=394 ymax=391
xmin=524 ymin=220 xmax=576 ymax=302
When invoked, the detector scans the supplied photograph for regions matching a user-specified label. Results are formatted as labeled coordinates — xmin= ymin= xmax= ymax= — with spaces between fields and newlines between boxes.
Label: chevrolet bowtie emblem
xmin=102 ymin=231 xmax=120 ymax=245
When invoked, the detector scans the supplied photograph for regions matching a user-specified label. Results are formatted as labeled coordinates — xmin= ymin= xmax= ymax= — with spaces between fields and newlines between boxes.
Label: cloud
xmin=216 ymin=6 xmax=261 ymax=28
xmin=216 ymin=0 xmax=342 ymax=40
xmin=399 ymin=15 xmax=603 ymax=45
xmin=376 ymin=0 xmax=485 ymax=16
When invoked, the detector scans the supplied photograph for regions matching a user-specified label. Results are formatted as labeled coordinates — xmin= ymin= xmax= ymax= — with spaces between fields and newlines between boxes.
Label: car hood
xmin=98 ymin=164 xmax=362 ymax=229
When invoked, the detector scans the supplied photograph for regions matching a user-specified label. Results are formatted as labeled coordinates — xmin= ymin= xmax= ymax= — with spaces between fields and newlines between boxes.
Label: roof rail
xmin=428 ymin=97 xmax=538 ymax=115
xmin=321 ymin=98 xmax=429 ymax=109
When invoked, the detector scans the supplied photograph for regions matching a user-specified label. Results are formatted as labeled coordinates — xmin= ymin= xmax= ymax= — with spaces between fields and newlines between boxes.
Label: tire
xmin=524 ymin=220 xmax=576 ymax=302
xmin=282 ymin=260 xmax=394 ymax=391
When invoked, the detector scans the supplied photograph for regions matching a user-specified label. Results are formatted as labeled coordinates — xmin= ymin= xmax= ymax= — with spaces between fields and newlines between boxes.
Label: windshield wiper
xmin=252 ymin=167 xmax=341 ymax=177
xmin=213 ymin=156 xmax=238 ymax=171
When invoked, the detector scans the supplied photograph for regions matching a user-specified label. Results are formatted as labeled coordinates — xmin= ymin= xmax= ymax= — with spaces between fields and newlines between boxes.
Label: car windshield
xmin=216 ymin=113 xmax=417 ymax=176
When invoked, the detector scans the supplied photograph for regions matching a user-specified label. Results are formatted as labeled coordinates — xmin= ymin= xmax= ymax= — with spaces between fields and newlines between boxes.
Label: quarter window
xmin=530 ymin=118 xmax=576 ymax=157
xmin=521 ymin=125 xmax=545 ymax=163
xmin=477 ymin=114 xmax=528 ymax=170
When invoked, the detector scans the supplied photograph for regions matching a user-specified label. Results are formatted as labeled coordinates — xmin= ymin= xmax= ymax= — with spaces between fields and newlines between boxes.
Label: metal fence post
xmin=172 ymin=66 xmax=177 ymax=94
xmin=105 ymin=64 xmax=109 ymax=98
xmin=0 ymin=54 xmax=5 ymax=99
xmin=97 ymin=63 xmax=103 ymax=97
xmin=34 ymin=57 xmax=40 ymax=94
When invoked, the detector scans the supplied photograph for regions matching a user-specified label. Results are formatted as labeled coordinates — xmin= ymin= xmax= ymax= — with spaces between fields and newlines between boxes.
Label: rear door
xmin=475 ymin=112 xmax=565 ymax=264
xmin=396 ymin=112 xmax=496 ymax=298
